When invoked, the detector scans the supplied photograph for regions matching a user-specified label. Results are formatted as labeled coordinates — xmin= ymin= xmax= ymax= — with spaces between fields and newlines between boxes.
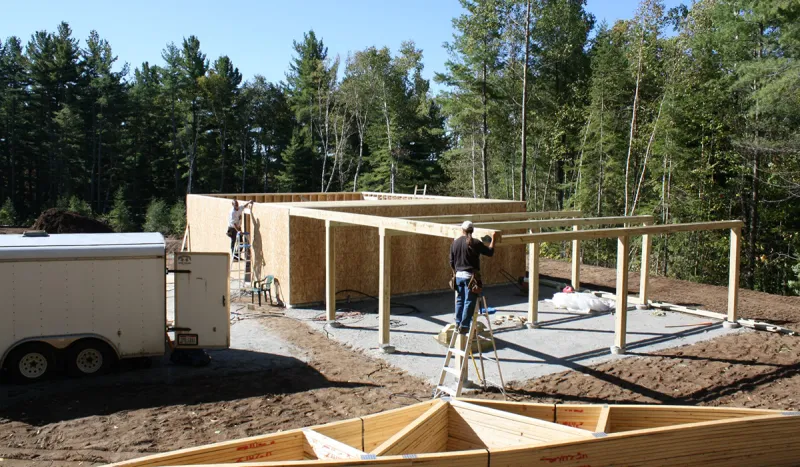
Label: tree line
xmin=1 ymin=0 xmax=798 ymax=294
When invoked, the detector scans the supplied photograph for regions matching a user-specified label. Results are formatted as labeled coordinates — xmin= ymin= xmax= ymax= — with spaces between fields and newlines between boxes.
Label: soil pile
xmin=31 ymin=208 xmax=113 ymax=234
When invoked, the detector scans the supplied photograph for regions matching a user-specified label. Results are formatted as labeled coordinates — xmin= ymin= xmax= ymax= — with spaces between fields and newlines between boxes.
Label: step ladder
xmin=433 ymin=295 xmax=506 ymax=400
xmin=231 ymin=210 xmax=253 ymax=291
xmin=414 ymin=184 xmax=427 ymax=196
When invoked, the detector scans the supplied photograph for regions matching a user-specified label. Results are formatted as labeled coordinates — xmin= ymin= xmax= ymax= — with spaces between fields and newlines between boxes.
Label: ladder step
xmin=448 ymin=349 xmax=466 ymax=358
xmin=476 ymin=335 xmax=492 ymax=341
xmin=442 ymin=367 xmax=461 ymax=378
xmin=435 ymin=385 xmax=456 ymax=396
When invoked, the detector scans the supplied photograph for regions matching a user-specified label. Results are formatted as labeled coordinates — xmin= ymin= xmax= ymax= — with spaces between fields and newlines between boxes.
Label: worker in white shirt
xmin=227 ymin=199 xmax=253 ymax=260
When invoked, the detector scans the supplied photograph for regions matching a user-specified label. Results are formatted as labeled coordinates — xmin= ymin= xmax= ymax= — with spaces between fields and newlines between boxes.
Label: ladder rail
xmin=433 ymin=293 xmax=506 ymax=400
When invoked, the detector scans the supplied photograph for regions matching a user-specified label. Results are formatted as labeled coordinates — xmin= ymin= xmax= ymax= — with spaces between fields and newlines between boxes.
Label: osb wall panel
xmin=249 ymin=203 xmax=290 ymax=299
xmin=186 ymin=195 xmax=236 ymax=253
xmin=186 ymin=195 xmax=292 ymax=301
xmin=288 ymin=201 xmax=527 ymax=305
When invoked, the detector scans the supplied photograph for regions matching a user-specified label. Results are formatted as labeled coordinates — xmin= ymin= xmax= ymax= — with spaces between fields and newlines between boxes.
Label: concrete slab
xmin=292 ymin=284 xmax=739 ymax=385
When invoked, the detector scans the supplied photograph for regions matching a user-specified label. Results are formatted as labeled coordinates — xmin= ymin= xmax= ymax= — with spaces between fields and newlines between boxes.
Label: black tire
xmin=6 ymin=342 xmax=55 ymax=384
xmin=67 ymin=339 xmax=115 ymax=377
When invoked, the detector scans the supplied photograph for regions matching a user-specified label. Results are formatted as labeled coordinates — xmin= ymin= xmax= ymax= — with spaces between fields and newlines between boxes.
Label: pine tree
xmin=277 ymin=128 xmax=317 ymax=192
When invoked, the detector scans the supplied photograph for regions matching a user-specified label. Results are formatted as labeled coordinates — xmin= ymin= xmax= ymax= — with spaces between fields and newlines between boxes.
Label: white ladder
xmin=433 ymin=295 xmax=506 ymax=399
xmin=231 ymin=211 xmax=253 ymax=291
xmin=414 ymin=184 xmax=427 ymax=196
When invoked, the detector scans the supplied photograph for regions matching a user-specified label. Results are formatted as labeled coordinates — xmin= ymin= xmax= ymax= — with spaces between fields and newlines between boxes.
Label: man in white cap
xmin=227 ymin=199 xmax=253 ymax=260
xmin=449 ymin=220 xmax=498 ymax=334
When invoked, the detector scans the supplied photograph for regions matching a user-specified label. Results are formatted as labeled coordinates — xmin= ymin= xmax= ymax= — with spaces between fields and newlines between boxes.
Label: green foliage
xmin=0 ymin=198 xmax=17 ymax=225
xmin=2 ymin=7 xmax=800 ymax=296
xmin=170 ymin=202 xmax=186 ymax=237
xmin=105 ymin=189 xmax=134 ymax=232
xmin=143 ymin=199 xmax=171 ymax=235
xmin=68 ymin=196 xmax=93 ymax=217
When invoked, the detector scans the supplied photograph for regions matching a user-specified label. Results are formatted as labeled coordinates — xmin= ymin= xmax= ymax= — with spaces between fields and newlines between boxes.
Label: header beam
xmin=500 ymin=220 xmax=744 ymax=245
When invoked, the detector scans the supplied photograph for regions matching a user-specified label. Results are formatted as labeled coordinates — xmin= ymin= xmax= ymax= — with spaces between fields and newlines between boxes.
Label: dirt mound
xmin=31 ymin=208 xmax=113 ymax=234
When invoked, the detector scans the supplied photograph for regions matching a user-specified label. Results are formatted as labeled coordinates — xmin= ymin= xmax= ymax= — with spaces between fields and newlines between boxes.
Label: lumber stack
xmin=108 ymin=398 xmax=800 ymax=467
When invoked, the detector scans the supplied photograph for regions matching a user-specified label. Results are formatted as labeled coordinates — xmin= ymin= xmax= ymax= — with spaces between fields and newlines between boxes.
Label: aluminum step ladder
xmin=433 ymin=295 xmax=506 ymax=400
xmin=231 ymin=211 xmax=253 ymax=291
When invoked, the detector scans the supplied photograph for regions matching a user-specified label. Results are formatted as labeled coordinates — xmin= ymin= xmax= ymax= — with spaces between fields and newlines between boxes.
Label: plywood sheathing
xmin=187 ymin=193 xmax=525 ymax=306
xmin=287 ymin=200 xmax=526 ymax=306
xmin=186 ymin=195 xmax=291 ymax=302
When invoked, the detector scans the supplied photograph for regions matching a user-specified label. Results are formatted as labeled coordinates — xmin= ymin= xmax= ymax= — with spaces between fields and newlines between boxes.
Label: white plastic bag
xmin=551 ymin=292 xmax=613 ymax=313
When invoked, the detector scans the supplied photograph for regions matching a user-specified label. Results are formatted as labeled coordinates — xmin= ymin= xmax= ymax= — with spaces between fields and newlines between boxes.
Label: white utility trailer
xmin=0 ymin=232 xmax=230 ymax=382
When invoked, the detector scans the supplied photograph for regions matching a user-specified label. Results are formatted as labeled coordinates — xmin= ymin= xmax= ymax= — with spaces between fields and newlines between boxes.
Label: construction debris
xmin=31 ymin=208 xmax=113 ymax=234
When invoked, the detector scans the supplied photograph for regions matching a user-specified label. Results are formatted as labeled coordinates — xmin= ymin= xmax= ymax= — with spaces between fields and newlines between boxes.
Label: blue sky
xmin=2 ymin=0 xmax=682 ymax=90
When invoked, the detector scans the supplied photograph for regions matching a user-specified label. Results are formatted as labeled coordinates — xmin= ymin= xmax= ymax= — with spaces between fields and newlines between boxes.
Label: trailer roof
xmin=0 ymin=233 xmax=166 ymax=260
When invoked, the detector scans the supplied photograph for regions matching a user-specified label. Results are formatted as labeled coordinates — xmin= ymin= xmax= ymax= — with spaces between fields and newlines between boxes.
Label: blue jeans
xmin=455 ymin=276 xmax=479 ymax=334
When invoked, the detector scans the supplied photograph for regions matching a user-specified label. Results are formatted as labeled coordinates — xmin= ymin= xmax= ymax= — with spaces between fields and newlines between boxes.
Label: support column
xmin=527 ymin=236 xmax=541 ymax=329
xmin=726 ymin=227 xmax=742 ymax=328
xmin=378 ymin=227 xmax=394 ymax=351
xmin=571 ymin=225 xmax=580 ymax=290
xmin=612 ymin=235 xmax=629 ymax=355
xmin=325 ymin=220 xmax=338 ymax=324
xmin=639 ymin=232 xmax=651 ymax=306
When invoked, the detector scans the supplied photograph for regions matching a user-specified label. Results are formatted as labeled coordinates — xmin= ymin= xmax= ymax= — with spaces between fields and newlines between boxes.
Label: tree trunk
xmin=471 ymin=134 xmax=477 ymax=198
xmin=481 ymin=63 xmax=489 ymax=199
xmin=519 ymin=0 xmax=531 ymax=202
xmin=624 ymin=26 xmax=645 ymax=215
xmin=353 ymin=131 xmax=364 ymax=192
xmin=171 ymin=97 xmax=180 ymax=197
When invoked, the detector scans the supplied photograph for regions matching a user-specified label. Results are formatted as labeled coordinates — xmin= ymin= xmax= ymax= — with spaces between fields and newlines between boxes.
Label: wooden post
xmin=571 ymin=225 xmax=580 ymax=290
xmin=325 ymin=220 xmax=336 ymax=322
xmin=379 ymin=227 xmax=393 ymax=350
xmin=727 ymin=227 xmax=741 ymax=326
xmin=639 ymin=232 xmax=651 ymax=306
xmin=613 ymin=235 xmax=630 ymax=354
xmin=527 ymin=231 xmax=540 ymax=328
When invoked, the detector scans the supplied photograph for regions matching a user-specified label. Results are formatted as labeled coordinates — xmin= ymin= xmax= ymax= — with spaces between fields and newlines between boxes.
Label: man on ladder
xmin=450 ymin=221 xmax=496 ymax=335
xmin=227 ymin=199 xmax=253 ymax=261
xmin=434 ymin=221 xmax=505 ymax=399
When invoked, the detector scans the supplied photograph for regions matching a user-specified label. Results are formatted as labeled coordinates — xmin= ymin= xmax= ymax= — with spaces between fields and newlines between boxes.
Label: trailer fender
xmin=1 ymin=334 xmax=121 ymax=369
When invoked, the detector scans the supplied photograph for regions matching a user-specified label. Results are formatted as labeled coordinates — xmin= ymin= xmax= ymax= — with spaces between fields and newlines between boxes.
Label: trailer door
xmin=173 ymin=253 xmax=230 ymax=349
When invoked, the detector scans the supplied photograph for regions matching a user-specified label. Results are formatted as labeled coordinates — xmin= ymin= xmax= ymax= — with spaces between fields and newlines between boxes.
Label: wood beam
xmin=404 ymin=210 xmax=582 ymax=224
xmin=595 ymin=406 xmax=612 ymax=433
xmin=303 ymin=429 xmax=366 ymax=460
xmin=379 ymin=227 xmax=392 ymax=346
xmin=290 ymin=206 xmax=497 ymax=240
xmin=325 ymin=220 xmax=336 ymax=322
xmin=371 ymin=400 xmax=448 ymax=456
xmin=614 ymin=235 xmax=630 ymax=354
xmin=527 ymin=229 xmax=540 ymax=327
xmin=728 ymin=227 xmax=742 ymax=323
xmin=470 ymin=215 xmax=654 ymax=231
xmin=571 ymin=225 xmax=580 ymax=289
xmin=500 ymin=220 xmax=744 ymax=245
xmin=639 ymin=232 xmax=651 ymax=306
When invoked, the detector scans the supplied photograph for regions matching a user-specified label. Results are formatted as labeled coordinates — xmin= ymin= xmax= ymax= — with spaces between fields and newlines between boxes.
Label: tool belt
xmin=468 ymin=271 xmax=483 ymax=294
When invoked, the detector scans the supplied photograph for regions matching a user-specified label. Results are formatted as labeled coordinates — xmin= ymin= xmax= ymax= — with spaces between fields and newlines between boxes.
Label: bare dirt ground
xmin=0 ymin=313 xmax=431 ymax=466
xmin=1 ymin=257 xmax=799 ymax=466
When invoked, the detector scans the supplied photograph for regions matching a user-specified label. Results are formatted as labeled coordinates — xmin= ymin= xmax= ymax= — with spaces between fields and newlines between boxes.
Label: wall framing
xmin=186 ymin=192 xmax=743 ymax=350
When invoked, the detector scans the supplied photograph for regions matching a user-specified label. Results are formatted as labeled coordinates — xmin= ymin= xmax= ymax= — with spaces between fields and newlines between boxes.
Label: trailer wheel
xmin=6 ymin=342 xmax=54 ymax=383
xmin=67 ymin=340 xmax=115 ymax=377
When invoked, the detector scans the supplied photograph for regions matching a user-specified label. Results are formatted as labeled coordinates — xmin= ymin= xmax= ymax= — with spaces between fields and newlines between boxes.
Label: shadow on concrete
xmin=0 ymin=349 xmax=374 ymax=426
